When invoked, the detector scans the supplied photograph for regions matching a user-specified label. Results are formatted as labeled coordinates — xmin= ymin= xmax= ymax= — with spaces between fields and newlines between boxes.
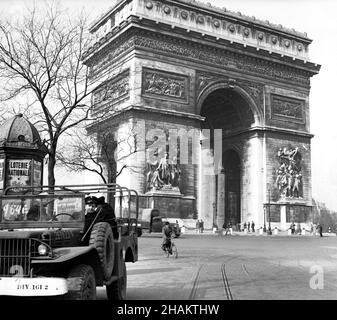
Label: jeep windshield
xmin=0 ymin=194 xmax=85 ymax=230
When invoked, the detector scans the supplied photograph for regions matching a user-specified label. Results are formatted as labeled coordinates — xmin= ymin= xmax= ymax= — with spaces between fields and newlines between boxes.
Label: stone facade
xmin=83 ymin=0 xmax=320 ymax=230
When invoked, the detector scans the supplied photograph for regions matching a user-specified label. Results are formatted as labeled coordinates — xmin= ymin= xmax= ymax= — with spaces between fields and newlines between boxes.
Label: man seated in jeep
xmin=161 ymin=221 xmax=173 ymax=253
xmin=96 ymin=196 xmax=118 ymax=238
xmin=84 ymin=196 xmax=118 ymax=240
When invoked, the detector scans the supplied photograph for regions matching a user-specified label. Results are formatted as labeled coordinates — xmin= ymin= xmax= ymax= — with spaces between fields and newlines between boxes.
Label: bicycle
xmin=161 ymin=238 xmax=178 ymax=259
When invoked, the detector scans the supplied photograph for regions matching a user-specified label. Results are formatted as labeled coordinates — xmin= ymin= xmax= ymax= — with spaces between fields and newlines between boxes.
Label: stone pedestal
xmin=145 ymin=189 xmax=195 ymax=219
xmin=280 ymin=205 xmax=287 ymax=231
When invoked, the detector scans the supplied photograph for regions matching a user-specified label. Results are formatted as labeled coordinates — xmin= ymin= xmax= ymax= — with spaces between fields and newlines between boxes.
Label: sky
xmin=1 ymin=0 xmax=337 ymax=210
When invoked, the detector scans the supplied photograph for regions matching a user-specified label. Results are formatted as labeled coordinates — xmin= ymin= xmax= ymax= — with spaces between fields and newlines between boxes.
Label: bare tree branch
xmin=0 ymin=3 xmax=107 ymax=187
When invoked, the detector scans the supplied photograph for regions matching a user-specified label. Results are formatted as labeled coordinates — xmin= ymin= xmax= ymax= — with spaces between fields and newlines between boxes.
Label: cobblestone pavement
xmin=97 ymin=231 xmax=337 ymax=300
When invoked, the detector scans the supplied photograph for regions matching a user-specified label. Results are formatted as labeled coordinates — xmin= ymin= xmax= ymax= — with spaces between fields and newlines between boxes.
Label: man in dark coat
xmin=316 ymin=223 xmax=323 ymax=237
xmin=96 ymin=196 xmax=116 ymax=221
xmin=96 ymin=196 xmax=118 ymax=238
xmin=84 ymin=196 xmax=117 ymax=239
xmin=251 ymin=221 xmax=255 ymax=233
xmin=162 ymin=221 xmax=173 ymax=253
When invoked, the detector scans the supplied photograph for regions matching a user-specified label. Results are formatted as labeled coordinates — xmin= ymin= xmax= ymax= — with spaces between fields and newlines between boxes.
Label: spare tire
xmin=89 ymin=222 xmax=114 ymax=281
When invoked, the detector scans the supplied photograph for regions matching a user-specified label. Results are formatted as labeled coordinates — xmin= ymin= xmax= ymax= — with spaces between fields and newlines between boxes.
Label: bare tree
xmin=58 ymin=122 xmax=139 ymax=181
xmin=57 ymin=122 xmax=141 ymax=203
xmin=0 ymin=3 xmax=99 ymax=187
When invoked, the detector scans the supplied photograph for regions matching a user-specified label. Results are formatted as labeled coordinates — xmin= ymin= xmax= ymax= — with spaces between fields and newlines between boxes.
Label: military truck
xmin=139 ymin=208 xmax=181 ymax=237
xmin=0 ymin=184 xmax=138 ymax=300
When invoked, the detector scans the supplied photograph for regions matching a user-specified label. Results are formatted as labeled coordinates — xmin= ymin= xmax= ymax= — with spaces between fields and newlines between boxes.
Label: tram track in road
xmin=188 ymin=254 xmax=239 ymax=300
xmin=188 ymin=264 xmax=204 ymax=300
xmin=221 ymin=263 xmax=233 ymax=300
xmin=241 ymin=263 xmax=250 ymax=277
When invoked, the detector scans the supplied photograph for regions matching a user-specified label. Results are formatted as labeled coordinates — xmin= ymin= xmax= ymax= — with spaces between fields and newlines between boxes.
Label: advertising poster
xmin=33 ymin=160 xmax=42 ymax=186
xmin=0 ymin=158 xmax=4 ymax=189
xmin=7 ymin=159 xmax=31 ymax=188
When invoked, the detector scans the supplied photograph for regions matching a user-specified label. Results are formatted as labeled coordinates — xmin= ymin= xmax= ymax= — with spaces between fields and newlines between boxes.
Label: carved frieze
xmin=134 ymin=32 xmax=310 ymax=86
xmin=142 ymin=68 xmax=189 ymax=103
xmin=92 ymin=70 xmax=130 ymax=112
xmin=88 ymin=30 xmax=311 ymax=86
xmin=88 ymin=36 xmax=135 ymax=79
xmin=271 ymin=94 xmax=304 ymax=122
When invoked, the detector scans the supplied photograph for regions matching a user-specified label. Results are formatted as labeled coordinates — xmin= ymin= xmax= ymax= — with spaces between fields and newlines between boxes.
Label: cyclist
xmin=162 ymin=221 xmax=173 ymax=254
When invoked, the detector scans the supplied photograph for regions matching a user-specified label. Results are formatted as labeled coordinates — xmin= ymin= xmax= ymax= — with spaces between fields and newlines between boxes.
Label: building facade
xmin=82 ymin=0 xmax=320 ymax=230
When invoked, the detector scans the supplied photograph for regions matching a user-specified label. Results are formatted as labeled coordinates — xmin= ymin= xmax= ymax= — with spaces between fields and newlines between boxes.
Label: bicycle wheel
xmin=161 ymin=245 xmax=169 ymax=258
xmin=171 ymin=243 xmax=178 ymax=259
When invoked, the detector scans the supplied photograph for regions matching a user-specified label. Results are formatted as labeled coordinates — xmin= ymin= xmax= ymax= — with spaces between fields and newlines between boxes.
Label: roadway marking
xmin=221 ymin=263 xmax=233 ymax=300
xmin=188 ymin=264 xmax=203 ymax=300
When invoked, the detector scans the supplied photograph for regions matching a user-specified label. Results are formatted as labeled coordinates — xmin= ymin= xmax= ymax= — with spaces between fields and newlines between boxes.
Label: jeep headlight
xmin=38 ymin=244 xmax=48 ymax=256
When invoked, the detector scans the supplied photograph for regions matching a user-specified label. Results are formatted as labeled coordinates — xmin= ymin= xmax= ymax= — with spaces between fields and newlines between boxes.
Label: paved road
xmin=98 ymin=232 xmax=337 ymax=300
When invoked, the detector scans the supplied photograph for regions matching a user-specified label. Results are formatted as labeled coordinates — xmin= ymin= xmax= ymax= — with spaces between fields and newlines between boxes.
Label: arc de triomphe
xmin=82 ymin=0 xmax=320 ymax=231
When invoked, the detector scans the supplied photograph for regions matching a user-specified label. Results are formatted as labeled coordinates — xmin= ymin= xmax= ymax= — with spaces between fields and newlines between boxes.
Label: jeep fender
xmin=32 ymin=247 xmax=104 ymax=285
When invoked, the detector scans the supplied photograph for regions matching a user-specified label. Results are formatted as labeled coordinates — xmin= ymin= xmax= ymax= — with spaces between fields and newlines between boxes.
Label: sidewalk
xmin=182 ymin=228 xmax=337 ymax=237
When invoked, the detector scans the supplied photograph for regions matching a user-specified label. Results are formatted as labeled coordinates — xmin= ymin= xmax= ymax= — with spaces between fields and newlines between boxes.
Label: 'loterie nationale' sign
xmin=8 ymin=160 xmax=31 ymax=187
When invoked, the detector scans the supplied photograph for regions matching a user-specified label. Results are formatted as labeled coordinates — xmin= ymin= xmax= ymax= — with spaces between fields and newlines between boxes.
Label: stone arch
xmin=197 ymin=81 xmax=263 ymax=126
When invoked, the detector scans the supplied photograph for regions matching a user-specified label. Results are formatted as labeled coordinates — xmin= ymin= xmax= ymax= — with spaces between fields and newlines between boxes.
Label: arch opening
xmin=199 ymin=88 xmax=255 ymax=230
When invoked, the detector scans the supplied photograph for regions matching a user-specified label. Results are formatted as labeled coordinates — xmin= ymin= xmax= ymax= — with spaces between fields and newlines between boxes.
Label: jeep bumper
xmin=0 ymin=277 xmax=68 ymax=296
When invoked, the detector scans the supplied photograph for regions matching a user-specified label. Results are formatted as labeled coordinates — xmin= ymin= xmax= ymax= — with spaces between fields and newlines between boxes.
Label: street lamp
xmin=267 ymin=186 xmax=272 ymax=235
xmin=212 ymin=202 xmax=216 ymax=229
xmin=263 ymin=207 xmax=267 ymax=232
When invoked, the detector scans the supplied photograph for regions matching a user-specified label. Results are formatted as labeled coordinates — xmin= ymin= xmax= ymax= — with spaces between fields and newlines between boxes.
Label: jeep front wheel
xmin=89 ymin=222 xmax=114 ymax=281
xmin=65 ymin=264 xmax=96 ymax=300
xmin=106 ymin=260 xmax=127 ymax=300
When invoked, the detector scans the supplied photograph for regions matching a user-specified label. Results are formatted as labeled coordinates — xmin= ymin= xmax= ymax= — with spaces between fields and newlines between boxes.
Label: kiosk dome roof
xmin=0 ymin=113 xmax=42 ymax=144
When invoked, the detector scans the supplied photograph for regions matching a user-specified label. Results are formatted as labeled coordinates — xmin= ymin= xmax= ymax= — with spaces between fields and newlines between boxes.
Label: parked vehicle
xmin=165 ymin=218 xmax=185 ymax=234
xmin=138 ymin=208 xmax=160 ymax=230
xmin=138 ymin=208 xmax=181 ymax=237
xmin=151 ymin=216 xmax=181 ymax=238
xmin=0 ymin=183 xmax=139 ymax=300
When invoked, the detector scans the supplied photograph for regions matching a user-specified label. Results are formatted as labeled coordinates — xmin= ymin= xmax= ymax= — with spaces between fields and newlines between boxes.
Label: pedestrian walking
xmin=196 ymin=219 xmax=200 ymax=233
xmin=222 ymin=222 xmax=227 ymax=236
xmin=251 ymin=221 xmax=255 ymax=233
xmin=316 ymin=223 xmax=323 ymax=237
xmin=297 ymin=223 xmax=301 ymax=235
xmin=223 ymin=222 xmax=232 ymax=235
xmin=228 ymin=221 xmax=233 ymax=235
xmin=291 ymin=222 xmax=295 ymax=235
xmin=248 ymin=221 xmax=251 ymax=232
xmin=200 ymin=219 xmax=204 ymax=233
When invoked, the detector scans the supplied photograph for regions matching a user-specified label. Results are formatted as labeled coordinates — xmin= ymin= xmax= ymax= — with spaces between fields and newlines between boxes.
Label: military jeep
xmin=0 ymin=184 xmax=139 ymax=300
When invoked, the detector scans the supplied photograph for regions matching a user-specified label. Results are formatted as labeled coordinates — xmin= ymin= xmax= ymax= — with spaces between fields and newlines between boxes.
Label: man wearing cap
xmin=84 ymin=196 xmax=118 ymax=239
xmin=84 ymin=196 xmax=99 ymax=234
